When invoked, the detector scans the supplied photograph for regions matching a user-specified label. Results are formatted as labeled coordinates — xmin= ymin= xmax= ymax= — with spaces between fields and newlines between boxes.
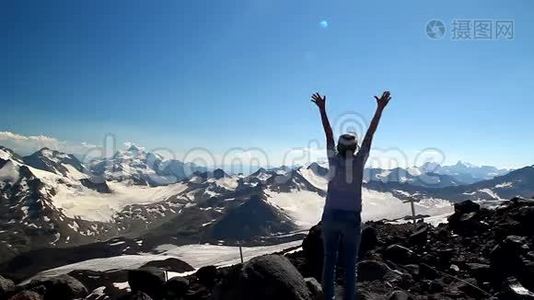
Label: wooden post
xmin=239 ymin=244 xmax=244 ymax=264
xmin=410 ymin=199 xmax=416 ymax=224
xmin=403 ymin=198 xmax=417 ymax=224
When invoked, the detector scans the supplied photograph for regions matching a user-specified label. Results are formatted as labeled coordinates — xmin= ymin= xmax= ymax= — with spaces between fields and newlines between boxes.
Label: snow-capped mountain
xmin=22 ymin=148 xmax=85 ymax=177
xmin=90 ymin=144 xmax=206 ymax=186
xmin=364 ymin=167 xmax=463 ymax=188
xmin=420 ymin=161 xmax=510 ymax=184
xmin=366 ymin=165 xmax=534 ymax=203
xmin=0 ymin=146 xmax=117 ymax=262
xmin=1 ymin=144 xmax=533 ymax=277
xmin=442 ymin=165 xmax=534 ymax=201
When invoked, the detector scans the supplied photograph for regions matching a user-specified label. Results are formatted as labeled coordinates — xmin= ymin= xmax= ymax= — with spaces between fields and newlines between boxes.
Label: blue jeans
xmin=321 ymin=209 xmax=362 ymax=300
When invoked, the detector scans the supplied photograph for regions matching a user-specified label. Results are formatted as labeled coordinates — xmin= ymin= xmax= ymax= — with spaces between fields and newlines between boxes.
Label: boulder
xmin=454 ymin=200 xmax=480 ymax=214
xmin=384 ymin=244 xmax=417 ymax=265
xmin=302 ymin=223 xmax=323 ymax=280
xmin=195 ymin=265 xmax=218 ymax=288
xmin=516 ymin=206 xmax=534 ymax=235
xmin=118 ymin=291 xmax=153 ymax=300
xmin=418 ymin=263 xmax=439 ymax=280
xmin=141 ymin=258 xmax=194 ymax=273
xmin=359 ymin=226 xmax=378 ymax=255
xmin=127 ymin=268 xmax=165 ymax=299
xmin=68 ymin=269 xmax=128 ymax=292
xmin=0 ymin=275 xmax=15 ymax=299
xmin=304 ymin=277 xmax=323 ymax=300
xmin=387 ymin=290 xmax=413 ymax=300
xmin=164 ymin=277 xmax=189 ymax=299
xmin=26 ymin=274 xmax=88 ymax=300
xmin=490 ymin=235 xmax=528 ymax=275
xmin=447 ymin=200 xmax=484 ymax=236
xmin=465 ymin=263 xmax=493 ymax=282
xmin=408 ymin=226 xmax=428 ymax=245
xmin=357 ymin=260 xmax=390 ymax=282
xmin=220 ymin=254 xmax=311 ymax=300
xmin=8 ymin=291 xmax=42 ymax=300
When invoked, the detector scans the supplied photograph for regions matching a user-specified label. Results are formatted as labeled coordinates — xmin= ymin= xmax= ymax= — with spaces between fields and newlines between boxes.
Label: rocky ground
xmin=1 ymin=197 xmax=534 ymax=300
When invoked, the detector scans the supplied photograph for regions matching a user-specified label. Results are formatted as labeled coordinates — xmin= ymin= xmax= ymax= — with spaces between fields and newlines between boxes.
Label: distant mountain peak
xmin=124 ymin=143 xmax=143 ymax=152
xmin=212 ymin=168 xmax=228 ymax=179
xmin=454 ymin=160 xmax=475 ymax=168
xmin=23 ymin=148 xmax=84 ymax=176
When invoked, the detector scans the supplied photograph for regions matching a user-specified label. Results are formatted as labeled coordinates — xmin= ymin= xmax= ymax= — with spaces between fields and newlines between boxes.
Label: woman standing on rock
xmin=311 ymin=91 xmax=391 ymax=300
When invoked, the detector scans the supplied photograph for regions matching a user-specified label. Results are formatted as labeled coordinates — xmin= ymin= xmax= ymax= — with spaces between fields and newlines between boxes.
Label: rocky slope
xmin=2 ymin=197 xmax=533 ymax=300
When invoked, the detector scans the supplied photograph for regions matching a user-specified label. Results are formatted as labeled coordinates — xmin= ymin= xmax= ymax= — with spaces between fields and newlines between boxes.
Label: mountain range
xmin=0 ymin=144 xmax=533 ymax=275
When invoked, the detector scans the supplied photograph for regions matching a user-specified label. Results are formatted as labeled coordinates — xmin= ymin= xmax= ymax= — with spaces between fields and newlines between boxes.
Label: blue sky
xmin=1 ymin=0 xmax=533 ymax=168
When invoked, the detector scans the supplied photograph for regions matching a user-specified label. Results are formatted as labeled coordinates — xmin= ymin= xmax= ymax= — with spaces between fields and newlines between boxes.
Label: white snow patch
xmin=479 ymin=188 xmax=502 ymax=200
xmin=37 ymin=241 xmax=302 ymax=278
xmin=266 ymin=190 xmax=325 ymax=228
xmin=109 ymin=241 xmax=126 ymax=246
xmin=52 ymin=181 xmax=189 ymax=222
xmin=266 ymin=188 xmax=454 ymax=229
xmin=298 ymin=168 xmax=328 ymax=191
xmin=495 ymin=182 xmax=513 ymax=188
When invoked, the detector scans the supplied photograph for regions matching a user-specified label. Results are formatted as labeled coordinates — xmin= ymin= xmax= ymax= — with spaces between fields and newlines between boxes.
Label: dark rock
xmin=408 ymin=226 xmax=428 ymax=245
xmin=384 ymin=244 xmax=416 ymax=265
xmin=428 ymin=280 xmax=444 ymax=293
xmin=128 ymin=268 xmax=165 ymax=299
xmin=454 ymin=200 xmax=480 ymax=214
xmin=164 ymin=276 xmax=189 ymax=298
xmin=119 ymin=291 xmax=153 ymax=300
xmin=466 ymin=263 xmax=493 ymax=282
xmin=490 ymin=235 xmax=528 ymax=275
xmin=357 ymin=260 xmax=390 ymax=282
xmin=195 ymin=265 xmax=218 ymax=288
xmin=387 ymin=290 xmax=413 ymax=300
xmin=457 ymin=279 xmax=488 ymax=299
xmin=359 ymin=226 xmax=378 ymax=256
xmin=26 ymin=274 xmax=88 ymax=300
xmin=510 ymin=197 xmax=534 ymax=207
xmin=304 ymin=277 xmax=323 ymax=300
xmin=302 ymin=223 xmax=323 ymax=280
xmin=418 ymin=263 xmax=439 ymax=280
xmin=516 ymin=206 xmax=534 ymax=235
xmin=184 ymin=282 xmax=210 ymax=299
xmin=447 ymin=200 xmax=483 ymax=236
xmin=219 ymin=254 xmax=311 ymax=300
xmin=141 ymin=258 xmax=194 ymax=273
xmin=449 ymin=211 xmax=483 ymax=236
xmin=8 ymin=291 xmax=42 ymax=300
xmin=521 ymin=259 xmax=534 ymax=291
xmin=68 ymin=269 xmax=128 ymax=292
xmin=436 ymin=248 xmax=455 ymax=266
xmin=0 ymin=275 xmax=15 ymax=299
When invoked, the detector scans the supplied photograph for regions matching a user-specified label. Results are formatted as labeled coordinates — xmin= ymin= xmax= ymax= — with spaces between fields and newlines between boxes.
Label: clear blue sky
xmin=1 ymin=0 xmax=533 ymax=168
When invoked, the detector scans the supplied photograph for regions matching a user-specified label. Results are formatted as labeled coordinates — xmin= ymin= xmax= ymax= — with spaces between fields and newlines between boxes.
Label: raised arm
xmin=360 ymin=91 xmax=391 ymax=161
xmin=311 ymin=92 xmax=335 ymax=156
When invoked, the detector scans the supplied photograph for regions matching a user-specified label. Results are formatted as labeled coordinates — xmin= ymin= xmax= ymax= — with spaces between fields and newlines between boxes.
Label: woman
xmin=311 ymin=91 xmax=391 ymax=300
